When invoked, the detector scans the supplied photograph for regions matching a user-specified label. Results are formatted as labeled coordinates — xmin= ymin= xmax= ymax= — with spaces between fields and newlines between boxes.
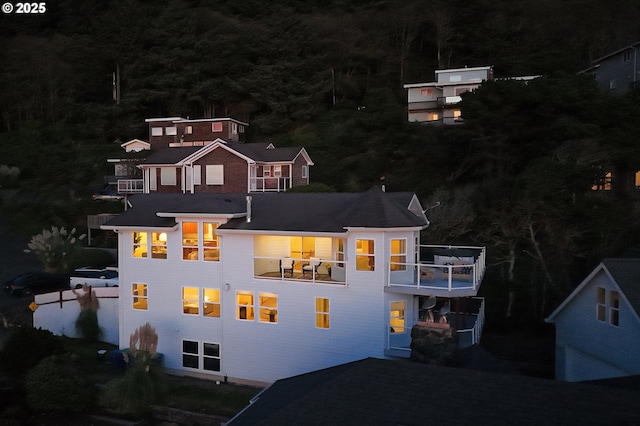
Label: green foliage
xmin=0 ymin=328 xmax=65 ymax=377
xmin=24 ymin=226 xmax=86 ymax=273
xmin=75 ymin=309 xmax=102 ymax=343
xmin=25 ymin=354 xmax=96 ymax=414
xmin=100 ymin=364 xmax=167 ymax=417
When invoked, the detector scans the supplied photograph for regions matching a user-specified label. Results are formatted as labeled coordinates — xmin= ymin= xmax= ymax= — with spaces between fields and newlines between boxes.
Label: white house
xmin=102 ymin=189 xmax=486 ymax=385
xmin=546 ymin=258 xmax=640 ymax=382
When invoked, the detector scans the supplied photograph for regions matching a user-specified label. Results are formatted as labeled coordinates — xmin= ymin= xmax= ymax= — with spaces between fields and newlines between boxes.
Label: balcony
xmin=250 ymin=177 xmax=291 ymax=192
xmin=386 ymin=245 xmax=486 ymax=297
xmin=253 ymin=256 xmax=346 ymax=285
xmin=436 ymin=96 xmax=462 ymax=107
xmin=117 ymin=179 xmax=144 ymax=194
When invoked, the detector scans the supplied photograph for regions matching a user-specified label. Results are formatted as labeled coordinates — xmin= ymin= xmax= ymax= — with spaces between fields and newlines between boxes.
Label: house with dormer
xmin=102 ymin=189 xmax=486 ymax=384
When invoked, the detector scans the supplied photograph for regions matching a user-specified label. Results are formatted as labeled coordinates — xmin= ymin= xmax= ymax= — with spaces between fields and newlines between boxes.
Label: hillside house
xmin=404 ymin=66 xmax=538 ymax=125
xmin=582 ymin=41 xmax=640 ymax=94
xmin=102 ymin=189 xmax=486 ymax=384
xmin=546 ymin=258 xmax=640 ymax=382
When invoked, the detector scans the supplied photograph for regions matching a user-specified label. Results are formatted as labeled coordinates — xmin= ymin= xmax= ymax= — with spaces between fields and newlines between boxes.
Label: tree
xmin=24 ymin=226 xmax=86 ymax=273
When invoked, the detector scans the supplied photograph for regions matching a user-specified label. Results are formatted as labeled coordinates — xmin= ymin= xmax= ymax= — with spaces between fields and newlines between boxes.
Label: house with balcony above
xmin=404 ymin=66 xmax=538 ymax=125
xmin=101 ymin=188 xmax=486 ymax=384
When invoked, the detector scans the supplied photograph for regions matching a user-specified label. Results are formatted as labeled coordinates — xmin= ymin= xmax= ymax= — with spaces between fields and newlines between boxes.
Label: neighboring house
xmin=582 ymin=41 xmax=640 ymax=94
xmin=102 ymin=188 xmax=486 ymax=384
xmin=227 ymin=357 xmax=640 ymax=425
xmin=546 ymin=258 xmax=640 ymax=382
xmin=403 ymin=66 xmax=537 ymax=125
xmin=140 ymin=140 xmax=313 ymax=194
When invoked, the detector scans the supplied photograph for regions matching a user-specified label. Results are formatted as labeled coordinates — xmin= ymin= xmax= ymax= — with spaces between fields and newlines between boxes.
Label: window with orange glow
xmin=132 ymin=283 xmax=148 ymax=310
xmin=237 ymin=292 xmax=254 ymax=320
xmin=259 ymin=293 xmax=278 ymax=323
xmin=182 ymin=287 xmax=199 ymax=315
xmin=315 ymin=298 xmax=330 ymax=329
xmin=390 ymin=301 xmax=406 ymax=334
xmin=390 ymin=239 xmax=407 ymax=271
xmin=203 ymin=223 xmax=219 ymax=261
xmin=151 ymin=232 xmax=167 ymax=259
xmin=204 ymin=288 xmax=220 ymax=317
xmin=182 ymin=222 xmax=199 ymax=260
xmin=356 ymin=239 xmax=375 ymax=271
xmin=133 ymin=232 xmax=148 ymax=258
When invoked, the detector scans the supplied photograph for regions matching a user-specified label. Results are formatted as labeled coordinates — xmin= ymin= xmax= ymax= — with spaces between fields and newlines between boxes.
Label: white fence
xmin=33 ymin=287 xmax=119 ymax=345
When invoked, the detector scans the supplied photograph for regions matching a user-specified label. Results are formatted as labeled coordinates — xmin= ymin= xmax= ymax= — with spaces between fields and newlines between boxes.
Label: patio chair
xmin=280 ymin=258 xmax=294 ymax=277
xmin=302 ymin=257 xmax=321 ymax=278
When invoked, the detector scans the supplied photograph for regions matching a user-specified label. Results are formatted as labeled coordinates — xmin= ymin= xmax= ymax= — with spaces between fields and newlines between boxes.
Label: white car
xmin=69 ymin=267 xmax=119 ymax=289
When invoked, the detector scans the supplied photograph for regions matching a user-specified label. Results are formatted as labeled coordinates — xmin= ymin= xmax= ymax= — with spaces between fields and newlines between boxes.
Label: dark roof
xmin=143 ymin=146 xmax=201 ymax=165
xmin=102 ymin=190 xmax=427 ymax=232
xmin=602 ymin=258 xmax=640 ymax=316
xmin=228 ymin=358 xmax=640 ymax=426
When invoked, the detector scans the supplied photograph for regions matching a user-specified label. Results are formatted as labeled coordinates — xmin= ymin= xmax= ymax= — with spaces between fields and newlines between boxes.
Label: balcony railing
xmin=387 ymin=245 xmax=486 ymax=296
xmin=117 ymin=179 xmax=144 ymax=194
xmin=250 ymin=177 xmax=291 ymax=192
xmin=253 ymin=256 xmax=346 ymax=285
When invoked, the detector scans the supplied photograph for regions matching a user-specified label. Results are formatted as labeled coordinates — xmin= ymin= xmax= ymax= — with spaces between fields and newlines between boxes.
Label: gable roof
xmin=142 ymin=146 xmax=201 ymax=166
xmin=546 ymin=258 xmax=640 ymax=322
xmin=102 ymin=190 xmax=428 ymax=233
xmin=228 ymin=357 xmax=640 ymax=425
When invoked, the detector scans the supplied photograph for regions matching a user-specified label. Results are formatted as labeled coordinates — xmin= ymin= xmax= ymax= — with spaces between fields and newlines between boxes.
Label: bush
xmin=100 ymin=366 xmax=167 ymax=417
xmin=24 ymin=354 xmax=96 ymax=414
xmin=75 ymin=309 xmax=102 ymax=342
xmin=0 ymin=328 xmax=64 ymax=377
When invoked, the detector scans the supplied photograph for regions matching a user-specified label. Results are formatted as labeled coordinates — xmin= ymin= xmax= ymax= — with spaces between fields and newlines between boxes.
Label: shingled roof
xmin=102 ymin=190 xmax=427 ymax=232
xmin=228 ymin=358 xmax=640 ymax=425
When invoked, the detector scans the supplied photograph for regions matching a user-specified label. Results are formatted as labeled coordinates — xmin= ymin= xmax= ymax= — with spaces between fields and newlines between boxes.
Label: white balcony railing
xmin=253 ymin=256 xmax=346 ymax=285
xmin=117 ymin=179 xmax=144 ymax=194
xmin=250 ymin=177 xmax=291 ymax=192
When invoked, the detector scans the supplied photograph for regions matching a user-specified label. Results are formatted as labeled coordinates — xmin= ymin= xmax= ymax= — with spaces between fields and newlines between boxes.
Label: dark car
xmin=4 ymin=272 xmax=69 ymax=296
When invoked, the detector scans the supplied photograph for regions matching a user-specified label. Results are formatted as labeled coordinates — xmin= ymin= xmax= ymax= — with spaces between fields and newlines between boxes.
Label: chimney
xmin=246 ymin=195 xmax=252 ymax=223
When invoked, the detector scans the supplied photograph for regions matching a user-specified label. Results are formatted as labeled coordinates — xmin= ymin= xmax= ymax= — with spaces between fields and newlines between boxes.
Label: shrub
xmin=0 ymin=328 xmax=64 ymax=377
xmin=73 ymin=286 xmax=102 ymax=342
xmin=24 ymin=226 xmax=86 ymax=273
xmin=25 ymin=354 xmax=96 ymax=414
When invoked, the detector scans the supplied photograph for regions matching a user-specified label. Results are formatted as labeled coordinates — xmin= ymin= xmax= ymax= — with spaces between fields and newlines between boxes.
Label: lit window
xmin=420 ymin=88 xmax=433 ymax=96
xmin=212 ymin=122 xmax=223 ymax=132
xmin=336 ymin=238 xmax=345 ymax=268
xmin=356 ymin=239 xmax=375 ymax=271
xmin=166 ymin=126 xmax=177 ymax=136
xmin=597 ymin=287 xmax=620 ymax=326
xmin=203 ymin=223 xmax=219 ymax=261
xmin=390 ymin=301 xmax=406 ymax=334
xmin=151 ymin=232 xmax=167 ymax=259
xmin=182 ymin=222 xmax=199 ymax=261
xmin=132 ymin=283 xmax=148 ymax=310
xmin=427 ymin=112 xmax=439 ymax=122
xmin=151 ymin=127 xmax=163 ymax=136
xmin=204 ymin=288 xmax=220 ymax=317
xmin=453 ymin=110 xmax=462 ymax=119
xmin=390 ymin=239 xmax=407 ymax=271
xmin=237 ymin=291 xmax=254 ymax=320
xmin=206 ymin=165 xmax=224 ymax=185
xmin=183 ymin=287 xmax=199 ymax=315
xmin=592 ymin=170 xmax=612 ymax=191
xmin=635 ymin=171 xmax=640 ymax=189
xmin=185 ymin=125 xmax=193 ymax=134
xmin=133 ymin=232 xmax=148 ymax=258
xmin=259 ymin=293 xmax=278 ymax=323
xmin=315 ymin=298 xmax=330 ymax=329
xmin=160 ymin=168 xmax=177 ymax=186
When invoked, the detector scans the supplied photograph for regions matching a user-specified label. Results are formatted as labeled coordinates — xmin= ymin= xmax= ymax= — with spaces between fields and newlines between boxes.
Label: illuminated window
xmin=151 ymin=232 xmax=167 ymax=259
xmin=453 ymin=110 xmax=462 ymax=119
xmin=237 ymin=291 xmax=254 ymax=320
xmin=390 ymin=239 xmax=407 ymax=271
xmin=182 ymin=222 xmax=199 ymax=261
xmin=597 ymin=287 xmax=620 ymax=326
xmin=315 ymin=298 xmax=330 ymax=329
xmin=592 ymin=169 xmax=612 ymax=191
xmin=635 ymin=171 xmax=640 ymax=189
xmin=133 ymin=232 xmax=148 ymax=258
xmin=420 ymin=88 xmax=433 ymax=96
xmin=356 ymin=239 xmax=375 ymax=271
xmin=212 ymin=122 xmax=223 ymax=132
xmin=259 ymin=293 xmax=278 ymax=323
xmin=204 ymin=288 xmax=220 ymax=317
xmin=427 ymin=112 xmax=439 ymax=121
xmin=390 ymin=301 xmax=406 ymax=334
xmin=203 ymin=223 xmax=219 ymax=261
xmin=336 ymin=238 xmax=345 ymax=268
xmin=183 ymin=287 xmax=199 ymax=315
xmin=206 ymin=165 xmax=224 ymax=185
xmin=132 ymin=283 xmax=148 ymax=310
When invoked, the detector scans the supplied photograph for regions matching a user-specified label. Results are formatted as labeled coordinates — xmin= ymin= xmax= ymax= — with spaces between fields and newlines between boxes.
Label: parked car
xmin=4 ymin=272 xmax=70 ymax=296
xmin=69 ymin=267 xmax=119 ymax=289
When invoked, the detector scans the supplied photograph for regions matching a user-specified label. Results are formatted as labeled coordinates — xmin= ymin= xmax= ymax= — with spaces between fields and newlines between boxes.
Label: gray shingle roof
xmin=602 ymin=258 xmax=640 ymax=316
xmin=228 ymin=358 xmax=640 ymax=425
xmin=102 ymin=190 xmax=427 ymax=232
xmin=143 ymin=146 xmax=201 ymax=165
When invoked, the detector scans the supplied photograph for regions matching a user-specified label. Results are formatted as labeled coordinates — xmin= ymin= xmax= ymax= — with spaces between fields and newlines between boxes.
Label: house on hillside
xmin=100 ymin=117 xmax=313 ymax=198
xmin=546 ymin=258 xmax=640 ymax=382
xmin=403 ymin=66 xmax=538 ymax=125
xmin=101 ymin=189 xmax=486 ymax=384
xmin=581 ymin=41 xmax=640 ymax=94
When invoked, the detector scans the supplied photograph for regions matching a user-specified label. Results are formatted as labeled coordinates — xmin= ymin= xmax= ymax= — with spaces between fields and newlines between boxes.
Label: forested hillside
xmin=1 ymin=0 xmax=640 ymax=324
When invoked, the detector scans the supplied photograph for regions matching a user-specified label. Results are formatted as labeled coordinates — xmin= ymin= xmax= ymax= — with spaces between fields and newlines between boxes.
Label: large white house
xmin=102 ymin=189 xmax=486 ymax=384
